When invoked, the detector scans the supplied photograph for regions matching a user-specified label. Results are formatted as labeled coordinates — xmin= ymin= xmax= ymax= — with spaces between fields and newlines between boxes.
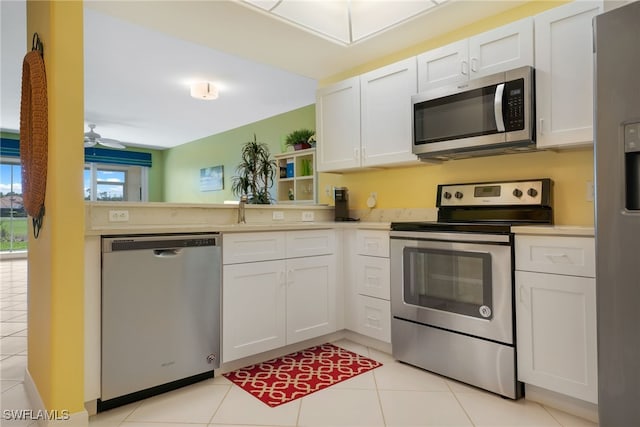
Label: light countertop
xmin=511 ymin=225 xmax=594 ymax=237
xmin=86 ymin=221 xmax=390 ymax=236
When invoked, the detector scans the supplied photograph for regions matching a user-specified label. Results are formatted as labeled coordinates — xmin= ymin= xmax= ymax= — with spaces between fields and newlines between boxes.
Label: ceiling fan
xmin=84 ymin=124 xmax=126 ymax=149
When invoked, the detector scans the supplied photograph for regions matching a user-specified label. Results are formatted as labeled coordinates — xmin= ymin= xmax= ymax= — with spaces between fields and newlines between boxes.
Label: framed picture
xmin=200 ymin=165 xmax=224 ymax=191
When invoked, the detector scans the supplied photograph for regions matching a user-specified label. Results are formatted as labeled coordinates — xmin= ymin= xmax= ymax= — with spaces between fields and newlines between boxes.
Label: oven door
xmin=390 ymin=231 xmax=513 ymax=344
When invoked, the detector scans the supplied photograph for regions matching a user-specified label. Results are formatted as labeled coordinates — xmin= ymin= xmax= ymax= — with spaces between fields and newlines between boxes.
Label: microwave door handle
xmin=494 ymin=83 xmax=505 ymax=132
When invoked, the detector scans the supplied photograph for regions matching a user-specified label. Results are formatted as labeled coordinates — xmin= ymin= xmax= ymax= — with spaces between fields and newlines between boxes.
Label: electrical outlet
xmin=272 ymin=211 xmax=285 ymax=220
xmin=108 ymin=210 xmax=129 ymax=222
xmin=302 ymin=211 xmax=314 ymax=222
xmin=586 ymin=181 xmax=594 ymax=202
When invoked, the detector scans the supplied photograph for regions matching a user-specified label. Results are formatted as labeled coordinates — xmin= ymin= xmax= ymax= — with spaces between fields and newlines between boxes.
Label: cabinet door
xmin=360 ymin=58 xmax=418 ymax=167
xmin=222 ymin=260 xmax=286 ymax=362
xmin=316 ymin=77 xmax=361 ymax=172
xmin=535 ymin=1 xmax=603 ymax=148
xmin=286 ymin=255 xmax=336 ymax=344
xmin=417 ymin=39 xmax=468 ymax=92
xmin=469 ymin=17 xmax=534 ymax=78
xmin=516 ymin=271 xmax=597 ymax=403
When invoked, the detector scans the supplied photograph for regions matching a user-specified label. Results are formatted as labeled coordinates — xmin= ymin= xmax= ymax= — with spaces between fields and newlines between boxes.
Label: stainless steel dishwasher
xmin=99 ymin=233 xmax=221 ymax=411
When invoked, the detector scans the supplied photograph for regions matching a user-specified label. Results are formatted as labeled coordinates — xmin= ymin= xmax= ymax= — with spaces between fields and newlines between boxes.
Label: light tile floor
xmin=0 ymin=258 xmax=33 ymax=427
xmin=0 ymin=259 xmax=599 ymax=427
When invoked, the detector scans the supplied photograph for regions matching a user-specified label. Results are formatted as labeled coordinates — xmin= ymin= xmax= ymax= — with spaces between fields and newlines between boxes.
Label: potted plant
xmin=231 ymin=134 xmax=277 ymax=204
xmin=285 ymin=129 xmax=315 ymax=151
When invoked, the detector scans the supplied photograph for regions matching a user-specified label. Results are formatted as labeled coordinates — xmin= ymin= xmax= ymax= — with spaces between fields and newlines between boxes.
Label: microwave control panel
xmin=504 ymin=78 xmax=525 ymax=131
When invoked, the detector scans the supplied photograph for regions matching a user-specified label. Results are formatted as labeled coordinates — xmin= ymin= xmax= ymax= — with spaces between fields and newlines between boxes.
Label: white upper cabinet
xmin=417 ymin=40 xmax=469 ymax=92
xmin=317 ymin=58 xmax=419 ymax=172
xmin=535 ymin=1 xmax=603 ymax=149
xmin=316 ymin=77 xmax=361 ymax=172
xmin=360 ymin=58 xmax=418 ymax=167
xmin=418 ymin=18 xmax=533 ymax=92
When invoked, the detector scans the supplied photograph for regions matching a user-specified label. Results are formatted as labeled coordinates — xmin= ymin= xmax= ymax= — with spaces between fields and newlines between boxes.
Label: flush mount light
xmin=240 ymin=0 xmax=449 ymax=45
xmin=190 ymin=82 xmax=219 ymax=100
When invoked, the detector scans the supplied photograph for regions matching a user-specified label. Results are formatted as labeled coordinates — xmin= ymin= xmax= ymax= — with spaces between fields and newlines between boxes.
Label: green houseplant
xmin=285 ymin=129 xmax=315 ymax=151
xmin=231 ymin=134 xmax=277 ymax=204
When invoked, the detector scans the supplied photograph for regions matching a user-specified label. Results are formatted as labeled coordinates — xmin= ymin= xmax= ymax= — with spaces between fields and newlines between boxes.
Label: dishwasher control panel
xmin=103 ymin=233 xmax=220 ymax=252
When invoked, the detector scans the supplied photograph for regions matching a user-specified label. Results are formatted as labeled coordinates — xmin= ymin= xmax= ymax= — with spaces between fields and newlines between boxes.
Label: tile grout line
xmin=443 ymin=379 xmax=477 ymax=427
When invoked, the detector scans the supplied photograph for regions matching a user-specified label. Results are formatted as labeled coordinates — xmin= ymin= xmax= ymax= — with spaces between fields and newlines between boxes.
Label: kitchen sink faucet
xmin=238 ymin=195 xmax=247 ymax=224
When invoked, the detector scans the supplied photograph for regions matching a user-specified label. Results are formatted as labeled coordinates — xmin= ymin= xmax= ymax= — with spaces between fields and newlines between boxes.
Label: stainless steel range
xmin=390 ymin=179 xmax=552 ymax=399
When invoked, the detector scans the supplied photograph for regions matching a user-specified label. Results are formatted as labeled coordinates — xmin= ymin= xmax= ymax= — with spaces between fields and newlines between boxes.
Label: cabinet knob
xmin=455 ymin=191 xmax=464 ymax=199
xmin=527 ymin=188 xmax=538 ymax=197
xmin=513 ymin=189 xmax=523 ymax=198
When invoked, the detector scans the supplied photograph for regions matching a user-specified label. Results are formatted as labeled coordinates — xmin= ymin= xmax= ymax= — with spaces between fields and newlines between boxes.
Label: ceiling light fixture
xmin=190 ymin=82 xmax=219 ymax=100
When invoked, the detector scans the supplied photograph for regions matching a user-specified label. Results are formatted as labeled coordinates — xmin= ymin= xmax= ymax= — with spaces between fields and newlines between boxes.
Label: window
xmin=0 ymin=159 xmax=27 ymax=252
xmin=84 ymin=163 xmax=147 ymax=202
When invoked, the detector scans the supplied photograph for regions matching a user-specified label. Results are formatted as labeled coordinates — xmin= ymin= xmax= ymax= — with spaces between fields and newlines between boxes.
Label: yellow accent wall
xmin=319 ymin=148 xmax=594 ymax=225
xmin=26 ymin=0 xmax=85 ymax=414
xmin=318 ymin=0 xmax=594 ymax=226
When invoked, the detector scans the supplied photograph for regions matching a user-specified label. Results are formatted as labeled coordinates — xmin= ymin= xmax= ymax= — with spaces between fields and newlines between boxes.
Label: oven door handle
xmin=390 ymin=230 xmax=510 ymax=244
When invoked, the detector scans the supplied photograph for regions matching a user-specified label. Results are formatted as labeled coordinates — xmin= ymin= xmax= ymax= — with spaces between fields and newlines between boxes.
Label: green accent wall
xmin=164 ymin=104 xmax=315 ymax=203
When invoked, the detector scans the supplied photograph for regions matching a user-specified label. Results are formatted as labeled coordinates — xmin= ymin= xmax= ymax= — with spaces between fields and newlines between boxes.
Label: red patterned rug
xmin=223 ymin=343 xmax=382 ymax=407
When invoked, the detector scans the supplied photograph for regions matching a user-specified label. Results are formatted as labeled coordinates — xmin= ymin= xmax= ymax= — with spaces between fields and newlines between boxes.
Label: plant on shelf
xmin=285 ymin=129 xmax=315 ymax=151
xmin=231 ymin=134 xmax=277 ymax=204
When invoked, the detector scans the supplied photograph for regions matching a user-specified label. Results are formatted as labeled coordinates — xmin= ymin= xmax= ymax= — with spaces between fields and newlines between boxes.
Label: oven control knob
xmin=513 ymin=189 xmax=523 ymax=198
xmin=527 ymin=188 xmax=538 ymax=197
xmin=454 ymin=191 xmax=464 ymax=199
xmin=443 ymin=191 xmax=452 ymax=200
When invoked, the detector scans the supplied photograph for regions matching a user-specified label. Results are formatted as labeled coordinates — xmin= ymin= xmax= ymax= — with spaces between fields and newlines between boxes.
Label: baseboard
xmin=341 ymin=330 xmax=392 ymax=355
xmin=218 ymin=330 xmax=348 ymax=374
xmin=525 ymin=384 xmax=599 ymax=423
xmin=24 ymin=368 xmax=89 ymax=426
xmin=217 ymin=329 xmax=392 ymax=376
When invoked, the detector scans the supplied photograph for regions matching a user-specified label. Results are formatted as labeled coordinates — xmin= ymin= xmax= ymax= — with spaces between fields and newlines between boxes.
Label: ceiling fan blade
xmin=84 ymin=139 xmax=97 ymax=148
xmin=98 ymin=138 xmax=126 ymax=149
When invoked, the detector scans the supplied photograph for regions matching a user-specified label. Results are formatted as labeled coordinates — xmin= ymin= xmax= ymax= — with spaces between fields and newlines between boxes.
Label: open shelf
xmin=274 ymin=148 xmax=316 ymax=203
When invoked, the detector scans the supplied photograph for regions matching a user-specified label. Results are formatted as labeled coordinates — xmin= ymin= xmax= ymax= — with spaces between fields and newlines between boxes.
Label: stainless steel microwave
xmin=412 ymin=66 xmax=535 ymax=160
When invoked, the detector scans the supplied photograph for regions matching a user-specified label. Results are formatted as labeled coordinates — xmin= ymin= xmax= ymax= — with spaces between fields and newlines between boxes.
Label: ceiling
xmin=0 ymin=0 xmax=528 ymax=150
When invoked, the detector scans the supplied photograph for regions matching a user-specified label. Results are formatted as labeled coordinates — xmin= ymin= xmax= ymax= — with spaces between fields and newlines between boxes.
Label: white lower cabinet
xmin=351 ymin=230 xmax=391 ymax=343
xmin=222 ymin=230 xmax=337 ymax=363
xmin=223 ymin=260 xmax=286 ymax=362
xmin=515 ymin=235 xmax=597 ymax=404
xmin=286 ymin=255 xmax=336 ymax=344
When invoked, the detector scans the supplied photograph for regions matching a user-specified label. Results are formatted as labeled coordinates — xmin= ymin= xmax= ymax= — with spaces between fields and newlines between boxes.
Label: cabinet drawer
xmin=515 ymin=235 xmax=595 ymax=277
xmin=286 ymin=229 xmax=335 ymax=258
xmin=356 ymin=230 xmax=389 ymax=257
xmin=223 ymin=232 xmax=286 ymax=264
xmin=356 ymin=255 xmax=390 ymax=300
xmin=356 ymin=295 xmax=391 ymax=343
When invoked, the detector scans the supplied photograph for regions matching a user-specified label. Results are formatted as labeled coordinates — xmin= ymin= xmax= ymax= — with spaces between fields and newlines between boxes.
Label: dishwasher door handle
xmin=153 ymin=248 xmax=183 ymax=257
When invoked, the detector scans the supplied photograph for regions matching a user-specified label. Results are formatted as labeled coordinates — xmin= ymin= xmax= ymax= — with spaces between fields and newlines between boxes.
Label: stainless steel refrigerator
xmin=594 ymin=2 xmax=640 ymax=425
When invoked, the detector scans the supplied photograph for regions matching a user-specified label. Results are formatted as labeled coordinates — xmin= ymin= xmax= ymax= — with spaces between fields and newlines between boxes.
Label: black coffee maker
xmin=334 ymin=187 xmax=358 ymax=221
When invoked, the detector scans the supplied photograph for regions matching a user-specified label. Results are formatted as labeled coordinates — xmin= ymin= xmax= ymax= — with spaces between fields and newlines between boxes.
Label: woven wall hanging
xmin=20 ymin=33 xmax=47 ymax=238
